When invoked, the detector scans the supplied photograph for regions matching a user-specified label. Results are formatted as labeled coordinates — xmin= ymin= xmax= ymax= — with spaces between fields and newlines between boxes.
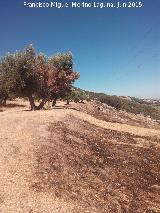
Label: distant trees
xmin=0 ymin=45 xmax=79 ymax=110
xmin=60 ymin=87 xmax=88 ymax=104
xmin=69 ymin=88 xmax=160 ymax=121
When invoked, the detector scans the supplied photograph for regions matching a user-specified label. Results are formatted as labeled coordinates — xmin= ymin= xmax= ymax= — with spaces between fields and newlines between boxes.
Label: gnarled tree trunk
xmin=0 ymin=96 xmax=7 ymax=106
xmin=3 ymin=97 xmax=7 ymax=106
xmin=52 ymin=97 xmax=58 ymax=107
xmin=28 ymin=96 xmax=36 ymax=111
xmin=36 ymin=99 xmax=47 ymax=110
xmin=28 ymin=95 xmax=48 ymax=111
xmin=66 ymin=99 xmax=70 ymax=105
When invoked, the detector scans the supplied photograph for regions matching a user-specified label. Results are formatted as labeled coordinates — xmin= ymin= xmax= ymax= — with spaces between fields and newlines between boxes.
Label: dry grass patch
xmin=33 ymin=115 xmax=160 ymax=213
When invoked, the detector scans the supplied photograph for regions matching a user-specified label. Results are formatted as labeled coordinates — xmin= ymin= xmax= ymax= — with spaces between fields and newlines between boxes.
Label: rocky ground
xmin=73 ymin=101 xmax=160 ymax=130
xmin=0 ymin=100 xmax=160 ymax=212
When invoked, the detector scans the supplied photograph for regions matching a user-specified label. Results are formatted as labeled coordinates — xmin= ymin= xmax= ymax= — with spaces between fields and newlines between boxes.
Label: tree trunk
xmin=0 ymin=99 xmax=3 ymax=106
xmin=2 ymin=97 xmax=7 ymax=106
xmin=28 ymin=95 xmax=47 ymax=110
xmin=52 ymin=97 xmax=57 ymax=107
xmin=36 ymin=99 xmax=47 ymax=110
xmin=66 ymin=99 xmax=70 ymax=105
xmin=0 ymin=96 xmax=7 ymax=106
xmin=28 ymin=96 xmax=36 ymax=111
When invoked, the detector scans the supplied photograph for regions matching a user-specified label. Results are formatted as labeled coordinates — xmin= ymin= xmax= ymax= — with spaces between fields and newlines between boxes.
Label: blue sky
xmin=0 ymin=0 xmax=160 ymax=98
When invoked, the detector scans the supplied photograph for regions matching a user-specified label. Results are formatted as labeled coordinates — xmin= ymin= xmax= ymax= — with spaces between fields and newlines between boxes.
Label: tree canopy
xmin=0 ymin=45 xmax=80 ymax=109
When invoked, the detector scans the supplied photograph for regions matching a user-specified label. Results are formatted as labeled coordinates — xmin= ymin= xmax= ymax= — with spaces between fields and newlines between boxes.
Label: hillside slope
xmin=73 ymin=87 xmax=160 ymax=121
xmin=0 ymin=101 xmax=160 ymax=212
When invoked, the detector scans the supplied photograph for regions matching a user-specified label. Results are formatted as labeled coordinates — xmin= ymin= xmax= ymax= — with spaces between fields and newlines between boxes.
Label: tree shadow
xmin=22 ymin=106 xmax=80 ymax=111
xmin=52 ymin=106 xmax=79 ymax=111
xmin=2 ymin=103 xmax=26 ymax=108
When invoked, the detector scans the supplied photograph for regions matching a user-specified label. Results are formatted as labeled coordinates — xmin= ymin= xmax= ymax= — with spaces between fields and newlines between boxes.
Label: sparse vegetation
xmin=72 ymin=88 xmax=160 ymax=121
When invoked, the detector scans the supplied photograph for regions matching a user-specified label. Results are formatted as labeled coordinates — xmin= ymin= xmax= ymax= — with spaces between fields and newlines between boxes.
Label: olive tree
xmin=0 ymin=45 xmax=41 ymax=109
xmin=47 ymin=52 xmax=80 ymax=106
xmin=0 ymin=45 xmax=80 ymax=110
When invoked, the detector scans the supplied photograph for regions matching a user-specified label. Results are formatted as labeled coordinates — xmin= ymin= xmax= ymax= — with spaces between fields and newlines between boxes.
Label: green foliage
xmin=0 ymin=45 xmax=80 ymax=109
xmin=0 ymin=45 xmax=39 ymax=98
xmin=48 ymin=52 xmax=73 ymax=71
xmin=61 ymin=87 xmax=88 ymax=103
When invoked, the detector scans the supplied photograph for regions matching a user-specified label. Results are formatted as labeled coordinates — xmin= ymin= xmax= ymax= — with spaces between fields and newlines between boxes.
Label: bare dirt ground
xmin=0 ymin=100 xmax=160 ymax=212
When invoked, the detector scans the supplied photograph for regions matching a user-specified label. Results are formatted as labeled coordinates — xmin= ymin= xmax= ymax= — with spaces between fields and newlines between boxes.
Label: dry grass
xmin=34 ymin=115 xmax=160 ymax=213
xmin=0 ymin=100 xmax=160 ymax=212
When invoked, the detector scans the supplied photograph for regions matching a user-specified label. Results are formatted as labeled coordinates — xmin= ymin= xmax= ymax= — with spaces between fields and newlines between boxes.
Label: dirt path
xmin=0 ymin=109 xmax=160 ymax=212
xmin=0 ymin=110 xmax=78 ymax=212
